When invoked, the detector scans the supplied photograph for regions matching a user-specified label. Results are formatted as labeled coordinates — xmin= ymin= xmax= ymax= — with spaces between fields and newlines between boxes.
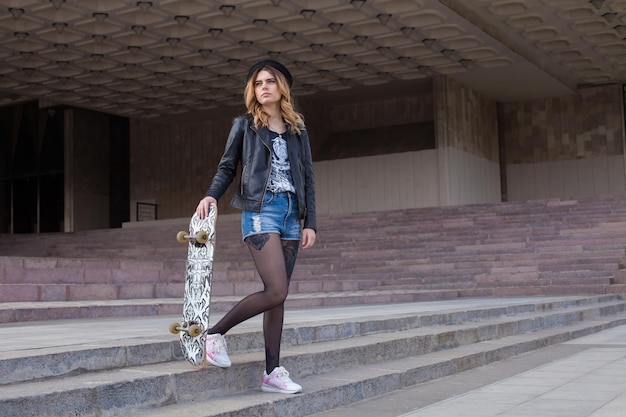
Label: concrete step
xmin=2 ymin=294 xmax=610 ymax=384
xmin=1 ymin=295 xmax=625 ymax=417
xmin=5 ymin=221 xmax=625 ymax=263
xmin=3 ymin=197 xmax=626 ymax=261
xmin=128 ymin=319 xmax=626 ymax=417
xmin=0 ymin=290 xmax=460 ymax=324
xmin=3 ymin=196 xmax=626 ymax=310
xmin=303 ymin=325 xmax=626 ymax=417
xmin=1 ymin=245 xmax=622 ymax=321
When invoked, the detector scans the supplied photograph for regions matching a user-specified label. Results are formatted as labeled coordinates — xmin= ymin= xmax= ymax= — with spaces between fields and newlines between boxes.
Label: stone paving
xmin=309 ymin=318 xmax=626 ymax=417
xmin=401 ymin=326 xmax=626 ymax=417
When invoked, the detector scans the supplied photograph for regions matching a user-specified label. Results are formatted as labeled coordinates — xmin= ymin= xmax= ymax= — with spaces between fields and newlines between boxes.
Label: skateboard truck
xmin=169 ymin=321 xmax=203 ymax=338
xmin=176 ymin=230 xmax=209 ymax=244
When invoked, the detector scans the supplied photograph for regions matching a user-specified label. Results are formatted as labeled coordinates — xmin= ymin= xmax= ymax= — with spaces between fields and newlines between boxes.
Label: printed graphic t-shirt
xmin=267 ymin=131 xmax=296 ymax=194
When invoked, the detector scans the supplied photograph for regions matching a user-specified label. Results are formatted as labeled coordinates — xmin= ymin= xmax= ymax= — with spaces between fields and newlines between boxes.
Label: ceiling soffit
xmin=0 ymin=0 xmax=623 ymax=118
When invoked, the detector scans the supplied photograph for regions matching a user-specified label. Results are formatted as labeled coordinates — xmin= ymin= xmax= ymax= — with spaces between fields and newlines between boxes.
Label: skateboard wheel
xmin=176 ymin=231 xmax=187 ymax=243
xmin=169 ymin=322 xmax=181 ymax=334
xmin=188 ymin=324 xmax=202 ymax=337
xmin=196 ymin=231 xmax=209 ymax=244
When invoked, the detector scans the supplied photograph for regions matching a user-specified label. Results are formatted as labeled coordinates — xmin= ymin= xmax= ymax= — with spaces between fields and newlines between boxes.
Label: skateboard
xmin=169 ymin=205 xmax=217 ymax=368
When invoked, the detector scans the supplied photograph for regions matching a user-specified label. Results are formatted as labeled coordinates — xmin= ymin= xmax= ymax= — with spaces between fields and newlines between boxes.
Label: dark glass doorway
xmin=0 ymin=102 xmax=129 ymax=234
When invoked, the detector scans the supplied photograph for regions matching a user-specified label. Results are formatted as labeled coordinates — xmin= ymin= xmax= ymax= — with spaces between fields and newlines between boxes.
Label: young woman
xmin=195 ymin=60 xmax=316 ymax=394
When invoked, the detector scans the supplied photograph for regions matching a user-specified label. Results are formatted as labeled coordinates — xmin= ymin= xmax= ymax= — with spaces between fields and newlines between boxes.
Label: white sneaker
xmin=205 ymin=333 xmax=231 ymax=368
xmin=261 ymin=366 xmax=302 ymax=394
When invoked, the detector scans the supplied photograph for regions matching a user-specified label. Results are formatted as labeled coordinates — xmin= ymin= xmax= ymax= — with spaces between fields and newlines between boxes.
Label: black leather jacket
xmin=206 ymin=115 xmax=317 ymax=231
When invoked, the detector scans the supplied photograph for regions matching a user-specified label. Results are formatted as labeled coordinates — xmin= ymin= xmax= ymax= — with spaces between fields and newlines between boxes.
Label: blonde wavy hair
xmin=244 ymin=65 xmax=304 ymax=135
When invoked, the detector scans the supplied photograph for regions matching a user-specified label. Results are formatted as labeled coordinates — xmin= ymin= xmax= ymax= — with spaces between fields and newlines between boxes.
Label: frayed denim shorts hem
xmin=241 ymin=191 xmax=302 ymax=241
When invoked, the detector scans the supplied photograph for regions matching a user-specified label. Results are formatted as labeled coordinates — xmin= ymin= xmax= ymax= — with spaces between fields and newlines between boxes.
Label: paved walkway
xmin=395 ymin=326 xmax=626 ymax=417
xmin=2 ymin=297 xmax=626 ymax=417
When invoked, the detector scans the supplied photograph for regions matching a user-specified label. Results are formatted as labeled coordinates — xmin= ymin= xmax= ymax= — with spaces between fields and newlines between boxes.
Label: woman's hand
xmin=196 ymin=196 xmax=217 ymax=219
xmin=301 ymin=228 xmax=316 ymax=250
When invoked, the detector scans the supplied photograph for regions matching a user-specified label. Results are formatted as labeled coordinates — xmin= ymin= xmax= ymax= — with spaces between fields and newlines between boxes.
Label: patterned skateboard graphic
xmin=178 ymin=206 xmax=217 ymax=368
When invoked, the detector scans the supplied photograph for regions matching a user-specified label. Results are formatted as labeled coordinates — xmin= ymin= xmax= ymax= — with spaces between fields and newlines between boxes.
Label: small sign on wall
xmin=137 ymin=202 xmax=157 ymax=221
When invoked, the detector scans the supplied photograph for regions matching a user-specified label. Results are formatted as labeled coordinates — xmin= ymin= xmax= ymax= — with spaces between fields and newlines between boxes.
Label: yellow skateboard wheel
xmin=169 ymin=322 xmax=181 ymax=334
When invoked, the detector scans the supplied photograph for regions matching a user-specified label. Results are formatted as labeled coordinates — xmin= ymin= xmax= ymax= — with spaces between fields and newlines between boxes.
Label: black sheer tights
xmin=208 ymin=233 xmax=299 ymax=374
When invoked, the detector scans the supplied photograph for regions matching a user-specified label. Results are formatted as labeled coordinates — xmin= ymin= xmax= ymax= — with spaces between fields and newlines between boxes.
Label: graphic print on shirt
xmin=268 ymin=135 xmax=296 ymax=193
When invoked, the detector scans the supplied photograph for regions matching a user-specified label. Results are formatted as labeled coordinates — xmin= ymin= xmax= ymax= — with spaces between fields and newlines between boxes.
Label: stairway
xmin=1 ymin=295 xmax=625 ymax=417
xmin=1 ymin=196 xmax=626 ymax=323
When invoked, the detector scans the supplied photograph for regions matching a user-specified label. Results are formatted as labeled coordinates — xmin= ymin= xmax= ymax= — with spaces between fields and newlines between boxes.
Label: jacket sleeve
xmin=301 ymin=129 xmax=317 ymax=231
xmin=205 ymin=117 xmax=246 ymax=202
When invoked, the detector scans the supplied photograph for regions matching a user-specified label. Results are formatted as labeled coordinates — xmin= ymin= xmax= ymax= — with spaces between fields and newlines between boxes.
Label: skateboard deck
xmin=169 ymin=205 xmax=217 ymax=368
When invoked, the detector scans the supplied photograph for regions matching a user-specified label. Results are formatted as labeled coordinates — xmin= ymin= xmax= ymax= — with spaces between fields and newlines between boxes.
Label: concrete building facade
xmin=0 ymin=1 xmax=624 ymax=232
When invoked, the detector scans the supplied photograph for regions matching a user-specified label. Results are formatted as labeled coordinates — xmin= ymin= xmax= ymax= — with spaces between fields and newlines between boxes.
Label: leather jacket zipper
xmin=261 ymin=135 xmax=272 ymax=203
xmin=240 ymin=164 xmax=247 ymax=195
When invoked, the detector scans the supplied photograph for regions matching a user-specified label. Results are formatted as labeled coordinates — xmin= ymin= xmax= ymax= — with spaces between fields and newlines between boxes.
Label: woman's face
xmin=254 ymin=69 xmax=281 ymax=107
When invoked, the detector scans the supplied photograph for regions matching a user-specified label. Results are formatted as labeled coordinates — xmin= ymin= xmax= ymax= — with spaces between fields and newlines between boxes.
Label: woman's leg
xmin=263 ymin=240 xmax=299 ymax=373
xmin=208 ymin=233 xmax=290 ymax=336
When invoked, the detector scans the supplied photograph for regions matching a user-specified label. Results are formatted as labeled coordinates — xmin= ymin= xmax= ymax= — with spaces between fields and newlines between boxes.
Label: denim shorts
xmin=241 ymin=191 xmax=302 ymax=241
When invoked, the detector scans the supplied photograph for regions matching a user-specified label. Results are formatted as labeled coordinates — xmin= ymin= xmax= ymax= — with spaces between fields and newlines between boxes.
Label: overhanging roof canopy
xmin=0 ymin=0 xmax=624 ymax=118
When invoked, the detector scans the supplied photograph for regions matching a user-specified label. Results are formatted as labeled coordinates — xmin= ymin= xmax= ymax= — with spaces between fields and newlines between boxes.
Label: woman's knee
xmin=265 ymin=284 xmax=288 ymax=306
